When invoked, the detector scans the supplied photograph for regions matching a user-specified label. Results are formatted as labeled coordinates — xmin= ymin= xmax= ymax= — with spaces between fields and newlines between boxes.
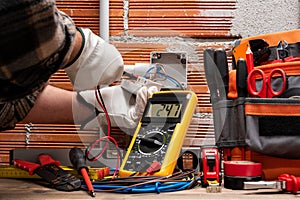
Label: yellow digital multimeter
xmin=119 ymin=90 xmax=197 ymax=177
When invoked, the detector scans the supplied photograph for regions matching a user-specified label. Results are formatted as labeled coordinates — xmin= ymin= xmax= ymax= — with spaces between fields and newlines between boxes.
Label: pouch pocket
xmin=212 ymin=97 xmax=246 ymax=147
xmin=245 ymin=98 xmax=300 ymax=158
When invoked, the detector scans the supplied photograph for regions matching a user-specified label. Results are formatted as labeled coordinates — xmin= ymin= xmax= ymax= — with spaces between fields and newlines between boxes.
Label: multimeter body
xmin=119 ymin=90 xmax=197 ymax=177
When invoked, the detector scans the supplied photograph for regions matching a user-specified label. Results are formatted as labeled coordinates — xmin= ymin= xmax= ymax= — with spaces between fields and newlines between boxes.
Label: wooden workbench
xmin=0 ymin=178 xmax=298 ymax=200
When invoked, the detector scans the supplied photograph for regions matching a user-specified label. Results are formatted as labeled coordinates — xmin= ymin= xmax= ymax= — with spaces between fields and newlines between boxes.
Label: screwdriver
xmin=69 ymin=147 xmax=96 ymax=197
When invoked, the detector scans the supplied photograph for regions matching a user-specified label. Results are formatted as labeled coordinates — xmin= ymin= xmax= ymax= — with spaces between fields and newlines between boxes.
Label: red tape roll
xmin=224 ymin=161 xmax=262 ymax=177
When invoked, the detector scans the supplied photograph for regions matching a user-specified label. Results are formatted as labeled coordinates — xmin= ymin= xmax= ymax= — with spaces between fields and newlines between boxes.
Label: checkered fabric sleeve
xmin=0 ymin=0 xmax=76 ymax=101
xmin=0 ymin=0 xmax=77 ymax=130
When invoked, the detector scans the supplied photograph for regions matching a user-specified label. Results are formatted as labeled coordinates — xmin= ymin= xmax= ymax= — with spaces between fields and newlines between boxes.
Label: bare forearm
xmin=22 ymin=85 xmax=93 ymax=125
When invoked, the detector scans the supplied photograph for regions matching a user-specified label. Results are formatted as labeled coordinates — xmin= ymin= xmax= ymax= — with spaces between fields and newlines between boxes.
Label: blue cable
xmin=144 ymin=65 xmax=184 ymax=89
xmin=156 ymin=72 xmax=184 ymax=89
xmin=83 ymin=180 xmax=196 ymax=193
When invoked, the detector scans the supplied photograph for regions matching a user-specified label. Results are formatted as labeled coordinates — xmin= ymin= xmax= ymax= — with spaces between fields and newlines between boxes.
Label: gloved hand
xmin=64 ymin=28 xmax=124 ymax=90
xmin=78 ymin=85 xmax=159 ymax=130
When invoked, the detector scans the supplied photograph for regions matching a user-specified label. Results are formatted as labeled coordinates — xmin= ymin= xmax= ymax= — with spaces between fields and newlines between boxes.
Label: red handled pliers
xmin=13 ymin=154 xmax=81 ymax=191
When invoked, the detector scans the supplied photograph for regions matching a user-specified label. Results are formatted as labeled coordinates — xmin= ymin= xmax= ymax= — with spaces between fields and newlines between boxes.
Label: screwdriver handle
xmin=69 ymin=147 xmax=88 ymax=173
xmin=214 ymin=48 xmax=229 ymax=96
xmin=203 ymin=48 xmax=219 ymax=103
xmin=278 ymin=174 xmax=300 ymax=194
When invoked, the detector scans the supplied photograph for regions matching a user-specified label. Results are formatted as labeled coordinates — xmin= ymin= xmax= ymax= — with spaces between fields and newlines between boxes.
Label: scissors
xmin=247 ymin=68 xmax=287 ymax=98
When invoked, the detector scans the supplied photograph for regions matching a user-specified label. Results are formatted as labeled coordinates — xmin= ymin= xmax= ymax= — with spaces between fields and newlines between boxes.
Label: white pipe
xmin=100 ymin=0 xmax=109 ymax=41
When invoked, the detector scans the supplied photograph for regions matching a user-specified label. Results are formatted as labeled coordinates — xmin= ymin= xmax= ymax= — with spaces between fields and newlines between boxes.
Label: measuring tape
xmin=223 ymin=161 xmax=262 ymax=190
xmin=0 ymin=166 xmax=110 ymax=180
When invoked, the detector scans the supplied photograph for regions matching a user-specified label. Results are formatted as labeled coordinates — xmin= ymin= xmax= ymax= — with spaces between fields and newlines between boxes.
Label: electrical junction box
xmin=149 ymin=52 xmax=187 ymax=89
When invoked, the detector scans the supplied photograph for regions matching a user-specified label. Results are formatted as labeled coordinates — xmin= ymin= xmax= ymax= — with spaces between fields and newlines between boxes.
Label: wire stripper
xmin=13 ymin=154 xmax=81 ymax=191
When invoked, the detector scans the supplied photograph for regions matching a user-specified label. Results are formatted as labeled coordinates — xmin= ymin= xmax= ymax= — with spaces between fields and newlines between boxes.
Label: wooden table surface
xmin=0 ymin=178 xmax=299 ymax=200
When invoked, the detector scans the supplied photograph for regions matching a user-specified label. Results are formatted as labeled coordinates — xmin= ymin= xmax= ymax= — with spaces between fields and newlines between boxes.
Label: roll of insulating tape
xmin=224 ymin=161 xmax=262 ymax=177
xmin=224 ymin=161 xmax=262 ymax=190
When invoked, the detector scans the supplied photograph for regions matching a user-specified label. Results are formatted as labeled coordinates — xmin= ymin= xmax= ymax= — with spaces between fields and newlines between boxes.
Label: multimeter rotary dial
xmin=137 ymin=129 xmax=167 ymax=155
xmin=123 ymin=126 xmax=172 ymax=172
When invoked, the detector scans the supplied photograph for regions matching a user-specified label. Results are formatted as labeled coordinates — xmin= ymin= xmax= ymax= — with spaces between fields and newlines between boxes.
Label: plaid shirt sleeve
xmin=0 ymin=0 xmax=76 ymax=101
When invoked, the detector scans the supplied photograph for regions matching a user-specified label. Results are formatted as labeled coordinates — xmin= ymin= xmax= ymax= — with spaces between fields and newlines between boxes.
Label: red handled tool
xmin=69 ymin=147 xmax=96 ymax=197
xmin=244 ymin=174 xmax=300 ymax=194
xmin=248 ymin=68 xmax=287 ymax=98
xmin=13 ymin=154 xmax=81 ymax=191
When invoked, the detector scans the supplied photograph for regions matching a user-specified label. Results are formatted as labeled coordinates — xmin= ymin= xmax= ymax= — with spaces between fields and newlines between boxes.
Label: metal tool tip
xmin=88 ymin=190 xmax=96 ymax=197
xmin=243 ymin=181 xmax=278 ymax=190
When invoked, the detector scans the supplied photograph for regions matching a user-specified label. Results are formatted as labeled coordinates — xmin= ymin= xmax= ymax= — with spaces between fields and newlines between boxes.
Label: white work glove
xmin=64 ymin=28 xmax=124 ymax=90
xmin=78 ymin=85 xmax=159 ymax=130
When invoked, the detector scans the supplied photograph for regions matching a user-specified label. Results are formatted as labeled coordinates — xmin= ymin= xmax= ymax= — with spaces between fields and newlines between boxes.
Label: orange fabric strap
xmin=256 ymin=61 xmax=300 ymax=76
xmin=245 ymin=102 xmax=300 ymax=116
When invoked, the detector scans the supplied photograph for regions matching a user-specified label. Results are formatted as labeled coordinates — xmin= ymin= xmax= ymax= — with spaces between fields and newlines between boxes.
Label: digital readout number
xmin=146 ymin=103 xmax=182 ymax=118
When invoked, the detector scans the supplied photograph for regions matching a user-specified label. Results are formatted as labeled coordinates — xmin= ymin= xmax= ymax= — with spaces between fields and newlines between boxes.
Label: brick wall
xmin=2 ymin=0 xmax=298 ymax=166
xmin=0 ymin=0 xmax=240 ymax=165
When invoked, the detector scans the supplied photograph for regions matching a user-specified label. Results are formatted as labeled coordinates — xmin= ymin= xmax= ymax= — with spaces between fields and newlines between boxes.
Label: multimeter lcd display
xmin=145 ymin=103 xmax=182 ymax=118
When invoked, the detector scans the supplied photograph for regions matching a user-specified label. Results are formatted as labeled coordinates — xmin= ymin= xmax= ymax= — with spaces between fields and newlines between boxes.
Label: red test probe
xmin=69 ymin=147 xmax=96 ymax=197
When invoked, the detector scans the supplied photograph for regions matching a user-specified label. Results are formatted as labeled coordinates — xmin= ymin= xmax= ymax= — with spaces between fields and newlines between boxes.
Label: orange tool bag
xmin=204 ymin=29 xmax=300 ymax=180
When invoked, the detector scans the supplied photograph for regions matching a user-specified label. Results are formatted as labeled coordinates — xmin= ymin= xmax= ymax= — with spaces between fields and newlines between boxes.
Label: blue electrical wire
xmin=156 ymin=72 xmax=184 ymax=89
xmin=82 ymin=180 xmax=197 ymax=194
xmin=144 ymin=64 xmax=184 ymax=89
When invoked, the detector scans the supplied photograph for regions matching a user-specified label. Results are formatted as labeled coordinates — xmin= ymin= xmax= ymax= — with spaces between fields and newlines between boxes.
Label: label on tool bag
xmin=224 ymin=161 xmax=262 ymax=190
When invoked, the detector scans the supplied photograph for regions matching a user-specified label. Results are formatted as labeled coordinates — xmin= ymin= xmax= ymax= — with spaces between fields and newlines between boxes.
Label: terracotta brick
xmin=128 ymin=0 xmax=237 ymax=37
xmin=56 ymin=0 xmax=238 ymax=38
xmin=0 ymin=1 xmax=237 ymax=165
